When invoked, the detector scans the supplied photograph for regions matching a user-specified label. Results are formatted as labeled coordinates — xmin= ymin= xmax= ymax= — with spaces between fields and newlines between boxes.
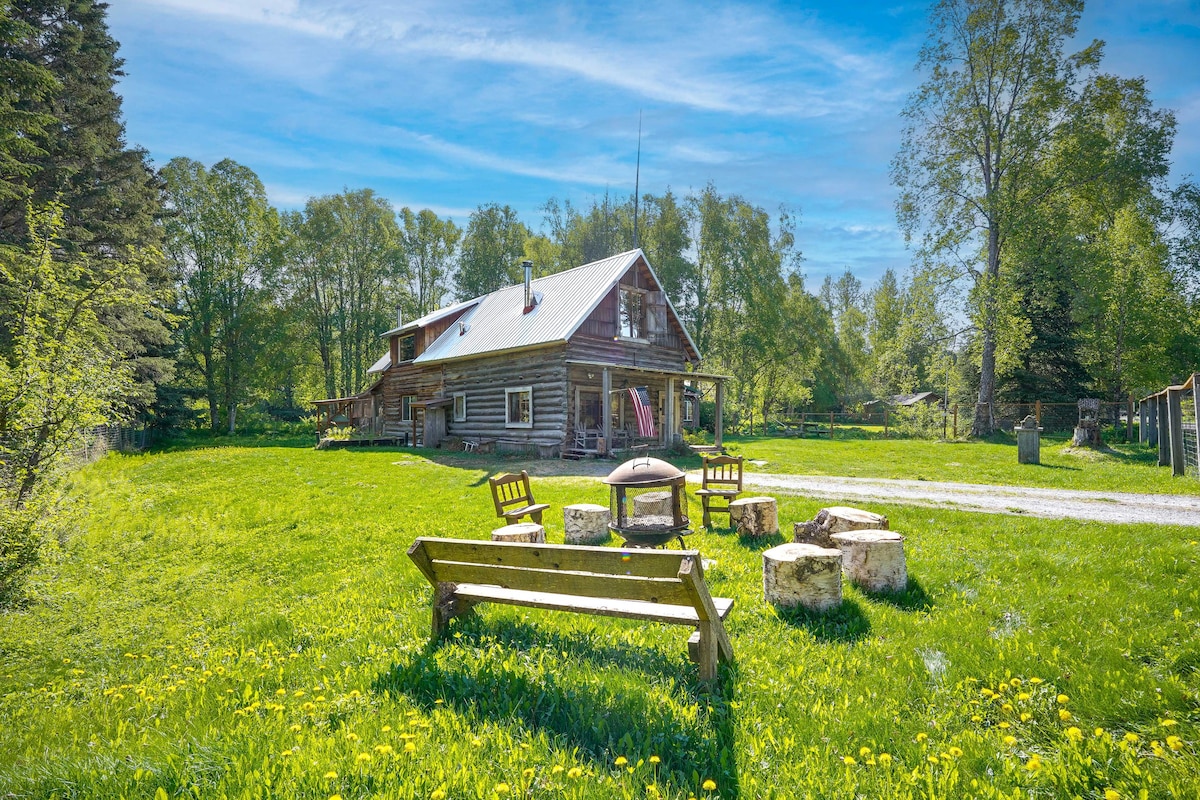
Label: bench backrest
xmin=489 ymin=470 xmax=536 ymax=516
xmin=701 ymin=454 xmax=744 ymax=492
xmin=407 ymin=537 xmax=715 ymax=611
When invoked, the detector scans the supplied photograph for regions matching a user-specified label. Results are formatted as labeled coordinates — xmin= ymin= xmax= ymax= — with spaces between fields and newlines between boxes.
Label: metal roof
xmin=380 ymin=297 xmax=481 ymax=338
xmin=366 ymin=352 xmax=391 ymax=374
xmin=414 ymin=250 xmax=659 ymax=365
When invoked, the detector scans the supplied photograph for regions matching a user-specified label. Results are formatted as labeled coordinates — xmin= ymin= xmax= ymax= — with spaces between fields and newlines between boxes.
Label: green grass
xmin=716 ymin=433 xmax=1200 ymax=495
xmin=1 ymin=439 xmax=1198 ymax=798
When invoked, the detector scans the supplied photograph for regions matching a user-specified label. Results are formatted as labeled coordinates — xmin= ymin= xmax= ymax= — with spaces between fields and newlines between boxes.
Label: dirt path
xmin=737 ymin=473 xmax=1200 ymax=527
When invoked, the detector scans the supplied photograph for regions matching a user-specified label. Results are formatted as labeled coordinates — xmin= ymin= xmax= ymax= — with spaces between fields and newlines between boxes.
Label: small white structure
xmin=730 ymin=496 xmax=778 ymax=537
xmin=762 ymin=543 xmax=843 ymax=611
xmin=491 ymin=522 xmax=546 ymax=543
xmin=563 ymin=503 xmax=610 ymax=545
xmin=829 ymin=530 xmax=907 ymax=593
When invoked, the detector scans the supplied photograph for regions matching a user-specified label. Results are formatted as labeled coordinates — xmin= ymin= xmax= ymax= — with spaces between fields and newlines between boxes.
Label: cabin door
xmin=575 ymin=387 xmax=603 ymax=431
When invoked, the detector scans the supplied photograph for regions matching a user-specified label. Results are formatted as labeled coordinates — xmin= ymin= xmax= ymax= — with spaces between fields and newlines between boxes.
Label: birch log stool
xmin=829 ymin=530 xmax=907 ymax=593
xmin=633 ymin=491 xmax=673 ymax=517
xmin=729 ymin=496 xmax=778 ymax=538
xmin=762 ymin=543 xmax=843 ymax=611
xmin=563 ymin=503 xmax=610 ymax=545
xmin=794 ymin=506 xmax=889 ymax=548
xmin=491 ymin=522 xmax=546 ymax=543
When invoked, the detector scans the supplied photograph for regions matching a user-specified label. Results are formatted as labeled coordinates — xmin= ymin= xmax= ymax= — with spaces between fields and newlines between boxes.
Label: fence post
xmin=952 ymin=405 xmax=958 ymax=439
xmin=1035 ymin=399 xmax=1041 ymax=423
xmin=884 ymin=407 xmax=889 ymax=438
xmin=829 ymin=411 xmax=834 ymax=439
xmin=1168 ymin=386 xmax=1185 ymax=476
xmin=1158 ymin=393 xmax=1170 ymax=466
xmin=1193 ymin=374 xmax=1200 ymax=477
xmin=1127 ymin=394 xmax=1134 ymax=442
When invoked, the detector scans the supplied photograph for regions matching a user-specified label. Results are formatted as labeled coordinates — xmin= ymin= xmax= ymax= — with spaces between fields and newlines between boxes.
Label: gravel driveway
xmin=737 ymin=473 xmax=1200 ymax=527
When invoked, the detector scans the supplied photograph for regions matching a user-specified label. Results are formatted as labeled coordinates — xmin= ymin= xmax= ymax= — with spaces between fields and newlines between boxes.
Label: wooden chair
xmin=488 ymin=470 xmax=550 ymax=524
xmin=696 ymin=454 xmax=744 ymax=528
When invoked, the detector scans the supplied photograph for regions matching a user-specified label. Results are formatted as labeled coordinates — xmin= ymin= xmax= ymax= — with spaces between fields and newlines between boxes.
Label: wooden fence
xmin=1140 ymin=373 xmax=1200 ymax=479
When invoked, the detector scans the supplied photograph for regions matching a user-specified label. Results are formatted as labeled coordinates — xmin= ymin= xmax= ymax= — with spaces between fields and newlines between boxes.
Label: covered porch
xmin=564 ymin=360 xmax=730 ymax=457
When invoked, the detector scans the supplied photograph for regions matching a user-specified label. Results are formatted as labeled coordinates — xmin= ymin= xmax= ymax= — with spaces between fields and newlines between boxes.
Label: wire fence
xmin=70 ymin=424 xmax=149 ymax=466
xmin=1183 ymin=384 xmax=1198 ymax=479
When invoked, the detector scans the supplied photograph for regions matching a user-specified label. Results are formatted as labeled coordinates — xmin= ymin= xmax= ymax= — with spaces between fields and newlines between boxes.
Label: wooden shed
xmin=315 ymin=249 xmax=728 ymax=456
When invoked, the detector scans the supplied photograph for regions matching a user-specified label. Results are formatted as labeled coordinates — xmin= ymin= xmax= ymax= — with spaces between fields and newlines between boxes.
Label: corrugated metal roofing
xmin=380 ymin=297 xmax=481 ymax=338
xmin=366 ymin=352 xmax=391 ymax=374
xmin=414 ymin=250 xmax=644 ymax=365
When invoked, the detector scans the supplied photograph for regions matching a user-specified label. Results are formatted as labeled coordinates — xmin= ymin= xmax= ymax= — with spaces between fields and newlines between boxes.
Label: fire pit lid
xmin=602 ymin=456 xmax=685 ymax=486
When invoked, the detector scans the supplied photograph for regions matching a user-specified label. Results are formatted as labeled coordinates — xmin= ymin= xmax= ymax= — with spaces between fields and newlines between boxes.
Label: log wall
xmin=441 ymin=345 xmax=570 ymax=447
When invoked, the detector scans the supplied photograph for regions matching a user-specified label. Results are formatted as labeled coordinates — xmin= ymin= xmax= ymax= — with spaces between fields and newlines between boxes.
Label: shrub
xmin=892 ymin=402 xmax=946 ymax=440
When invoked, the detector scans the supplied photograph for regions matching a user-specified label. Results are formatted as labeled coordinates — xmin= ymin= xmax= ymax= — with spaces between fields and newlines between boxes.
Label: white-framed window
xmin=397 ymin=335 xmax=416 ymax=362
xmin=401 ymin=395 xmax=416 ymax=422
xmin=452 ymin=392 xmax=467 ymax=422
xmin=619 ymin=287 xmax=646 ymax=339
xmin=505 ymin=386 xmax=533 ymax=428
xmin=683 ymin=397 xmax=695 ymax=424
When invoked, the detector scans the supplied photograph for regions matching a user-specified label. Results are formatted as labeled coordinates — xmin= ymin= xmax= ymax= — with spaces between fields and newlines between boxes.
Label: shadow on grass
xmin=373 ymin=617 xmax=742 ymax=797
xmin=861 ymin=576 xmax=934 ymax=612
xmin=704 ymin=525 xmax=785 ymax=552
xmin=776 ymin=597 xmax=872 ymax=643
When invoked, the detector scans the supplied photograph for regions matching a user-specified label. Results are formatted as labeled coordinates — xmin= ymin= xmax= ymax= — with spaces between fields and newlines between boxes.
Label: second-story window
xmin=397 ymin=335 xmax=416 ymax=362
xmin=619 ymin=288 xmax=645 ymax=339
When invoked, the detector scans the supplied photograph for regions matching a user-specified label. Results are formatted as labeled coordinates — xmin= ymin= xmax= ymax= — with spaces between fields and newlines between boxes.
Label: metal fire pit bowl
xmin=603 ymin=455 xmax=692 ymax=548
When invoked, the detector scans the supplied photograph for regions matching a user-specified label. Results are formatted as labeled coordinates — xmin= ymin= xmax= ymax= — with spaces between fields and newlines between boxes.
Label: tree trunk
xmin=227 ymin=403 xmax=238 ymax=435
xmin=972 ymin=223 xmax=1002 ymax=437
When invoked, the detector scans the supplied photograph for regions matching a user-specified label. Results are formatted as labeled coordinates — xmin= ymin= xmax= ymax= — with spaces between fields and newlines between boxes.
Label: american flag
xmin=627 ymin=386 xmax=657 ymax=438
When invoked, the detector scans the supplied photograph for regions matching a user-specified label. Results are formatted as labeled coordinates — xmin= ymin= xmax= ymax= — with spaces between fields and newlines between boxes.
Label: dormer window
xmin=619 ymin=287 xmax=646 ymax=339
xmin=397 ymin=334 xmax=416 ymax=362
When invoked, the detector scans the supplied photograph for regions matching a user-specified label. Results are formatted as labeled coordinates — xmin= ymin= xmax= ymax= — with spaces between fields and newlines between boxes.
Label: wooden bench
xmin=488 ymin=470 xmax=550 ymax=524
xmin=406 ymin=537 xmax=735 ymax=683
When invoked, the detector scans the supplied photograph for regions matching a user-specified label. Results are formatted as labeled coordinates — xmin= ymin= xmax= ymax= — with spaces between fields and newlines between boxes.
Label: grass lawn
xmin=716 ymin=434 xmax=1200 ymax=495
xmin=1 ymin=438 xmax=1198 ymax=799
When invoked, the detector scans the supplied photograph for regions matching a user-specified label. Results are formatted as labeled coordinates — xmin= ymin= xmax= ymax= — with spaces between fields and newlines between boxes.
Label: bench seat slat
xmin=431 ymin=560 xmax=696 ymax=606
xmin=454 ymin=584 xmax=733 ymax=626
xmin=418 ymin=537 xmax=693 ymax=579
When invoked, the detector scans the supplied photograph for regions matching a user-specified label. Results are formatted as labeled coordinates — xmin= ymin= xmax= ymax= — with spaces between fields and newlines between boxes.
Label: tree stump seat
xmin=829 ymin=530 xmax=907 ymax=593
xmin=762 ymin=543 xmax=843 ymax=611
xmin=491 ymin=523 xmax=545 ymax=543
xmin=729 ymin=496 xmax=778 ymax=537
xmin=794 ymin=506 xmax=888 ymax=548
xmin=563 ymin=503 xmax=610 ymax=545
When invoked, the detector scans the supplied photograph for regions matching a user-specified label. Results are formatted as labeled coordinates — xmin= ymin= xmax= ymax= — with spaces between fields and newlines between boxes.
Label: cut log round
xmin=829 ymin=530 xmax=907 ymax=593
xmin=632 ymin=491 xmax=673 ymax=517
xmin=491 ymin=523 xmax=546 ymax=543
xmin=794 ymin=506 xmax=888 ymax=548
xmin=729 ymin=496 xmax=778 ymax=537
xmin=762 ymin=543 xmax=843 ymax=611
xmin=563 ymin=503 xmax=610 ymax=545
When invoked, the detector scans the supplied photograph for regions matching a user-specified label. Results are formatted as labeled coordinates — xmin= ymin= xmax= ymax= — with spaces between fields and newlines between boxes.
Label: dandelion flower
xmin=916 ymin=732 xmax=928 ymax=742
xmin=290 ymin=724 xmax=302 ymax=733
xmin=276 ymin=689 xmax=287 ymax=696
xmin=1125 ymin=732 xmax=1139 ymax=743
xmin=843 ymin=756 xmax=856 ymax=765
xmin=1104 ymin=790 xmax=1119 ymax=800
xmin=323 ymin=770 xmax=338 ymax=780
xmin=494 ymin=783 xmax=510 ymax=795
xmin=998 ymin=722 xmax=1011 ymax=729
xmin=1003 ymin=736 xmax=1017 ymax=746
xmin=1002 ymin=703 xmax=1014 ymax=713
xmin=523 ymin=768 xmax=535 ymax=778
xmin=948 ymin=746 xmax=963 ymax=758
xmin=356 ymin=753 xmax=371 ymax=763
xmin=1028 ymin=677 xmax=1042 ymax=685
xmin=431 ymin=791 xmax=447 ymax=800
xmin=927 ymin=756 xmax=939 ymax=765
xmin=1167 ymin=736 xmax=1184 ymax=751
xmin=330 ymin=795 xmax=342 ymax=800
xmin=404 ymin=742 xmax=416 ymax=754
xmin=878 ymin=753 xmax=892 ymax=766
xmin=568 ymin=767 xmax=583 ymax=779
xmin=1017 ymin=692 xmax=1031 ymax=701
xmin=1161 ymin=719 xmax=1178 ymax=728
xmin=381 ymin=725 xmax=391 ymax=732
xmin=615 ymin=756 xmax=628 ymax=767
xmin=1020 ymin=712 xmax=1032 ymax=722
xmin=1059 ymin=709 xmax=1072 ymax=722
xmin=1025 ymin=755 xmax=1041 ymax=773
xmin=650 ymin=755 xmax=661 ymax=765
xmin=1065 ymin=727 xmax=1083 ymax=743
xmin=702 ymin=779 xmax=717 ymax=791
xmin=374 ymin=745 xmax=393 ymax=755
xmin=1056 ymin=694 xmax=1069 ymax=705
xmin=552 ymin=765 xmax=564 ymax=774
xmin=1010 ymin=678 xmax=1022 ymax=687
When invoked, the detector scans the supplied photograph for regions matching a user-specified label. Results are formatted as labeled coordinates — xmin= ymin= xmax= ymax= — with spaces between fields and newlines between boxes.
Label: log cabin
xmin=313 ymin=249 xmax=728 ymax=456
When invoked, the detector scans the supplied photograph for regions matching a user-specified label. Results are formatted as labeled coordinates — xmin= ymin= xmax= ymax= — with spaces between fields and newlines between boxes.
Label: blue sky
xmin=108 ymin=0 xmax=1200 ymax=287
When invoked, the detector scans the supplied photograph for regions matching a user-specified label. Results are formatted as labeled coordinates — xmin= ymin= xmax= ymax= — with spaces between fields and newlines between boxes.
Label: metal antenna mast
xmin=633 ymin=110 xmax=642 ymax=248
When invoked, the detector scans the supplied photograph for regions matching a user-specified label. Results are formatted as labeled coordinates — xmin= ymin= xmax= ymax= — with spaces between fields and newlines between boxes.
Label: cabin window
xmin=452 ymin=392 xmax=467 ymax=422
xmin=505 ymin=386 xmax=533 ymax=428
xmin=619 ymin=287 xmax=646 ymax=339
xmin=576 ymin=387 xmax=602 ymax=429
xmin=397 ymin=335 xmax=416 ymax=362
xmin=683 ymin=397 xmax=695 ymax=424
xmin=401 ymin=395 xmax=416 ymax=422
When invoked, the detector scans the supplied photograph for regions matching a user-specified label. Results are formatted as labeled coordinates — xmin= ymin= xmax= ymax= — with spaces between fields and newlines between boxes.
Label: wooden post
xmin=665 ymin=377 xmax=675 ymax=447
xmin=1168 ymin=386 xmax=1185 ymax=476
xmin=714 ymin=379 xmax=725 ymax=449
xmin=1035 ymin=399 xmax=1042 ymax=423
xmin=1139 ymin=399 xmax=1149 ymax=444
xmin=1157 ymin=393 xmax=1170 ymax=466
xmin=884 ymin=407 xmax=889 ymax=438
xmin=1127 ymin=394 xmax=1135 ymax=442
xmin=1193 ymin=375 xmax=1200 ymax=476
xmin=829 ymin=411 xmax=834 ymax=439
xmin=952 ymin=405 xmax=958 ymax=439
xmin=602 ymin=368 xmax=612 ymax=452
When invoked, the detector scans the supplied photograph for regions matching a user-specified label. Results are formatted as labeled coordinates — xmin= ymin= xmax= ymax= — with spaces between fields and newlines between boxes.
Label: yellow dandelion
xmin=1125 ymin=732 xmax=1139 ymax=743
xmin=472 ymin=738 xmax=483 ymax=747
xmin=1020 ymin=712 xmax=1032 ymax=722
xmin=1059 ymin=709 xmax=1072 ymax=722
xmin=1028 ymin=677 xmax=1042 ymax=685
xmin=1017 ymin=692 xmax=1031 ymax=701
xmin=1104 ymin=790 xmax=1119 ymax=800
xmin=927 ymin=755 xmax=939 ymax=765
xmin=1025 ymin=756 xmax=1041 ymax=773
xmin=523 ymin=768 xmax=535 ymax=778
xmin=345 ymin=732 xmax=359 ymax=742
xmin=843 ymin=756 xmax=856 ymax=765
xmin=1003 ymin=735 xmax=1017 ymax=746
xmin=404 ymin=741 xmax=416 ymax=754
xmin=1010 ymin=678 xmax=1022 ymax=687
xmin=1056 ymin=694 xmax=1069 ymax=705
xmin=998 ymin=722 xmax=1011 ymax=729
xmin=1002 ymin=703 xmax=1014 ymax=713
xmin=1167 ymin=736 xmax=1184 ymax=751
xmin=330 ymin=795 xmax=342 ymax=800
xmin=649 ymin=755 xmax=661 ymax=764
xmin=275 ymin=689 xmax=287 ymax=696
xmin=702 ymin=779 xmax=717 ymax=791
xmin=971 ymin=714 xmax=982 ymax=722
xmin=552 ymin=765 xmax=564 ymax=774
xmin=916 ymin=732 xmax=928 ymax=742
xmin=431 ymin=791 xmax=447 ymax=800
xmin=290 ymin=724 xmax=302 ymax=733
xmin=878 ymin=753 xmax=892 ymax=766
xmin=382 ymin=725 xmax=391 ymax=732
xmin=859 ymin=746 xmax=872 ymax=757
xmin=568 ymin=767 xmax=583 ymax=779
xmin=323 ymin=770 xmax=338 ymax=780
xmin=948 ymin=746 xmax=963 ymax=758
xmin=356 ymin=752 xmax=371 ymax=763
xmin=615 ymin=756 xmax=628 ymax=767
xmin=494 ymin=783 xmax=510 ymax=795
xmin=374 ymin=745 xmax=393 ymax=756
xmin=1065 ymin=727 xmax=1083 ymax=743
xmin=1161 ymin=719 xmax=1178 ymax=728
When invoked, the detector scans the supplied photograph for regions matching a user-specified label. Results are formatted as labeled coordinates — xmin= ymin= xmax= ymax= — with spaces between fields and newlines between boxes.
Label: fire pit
xmin=603 ymin=454 xmax=692 ymax=548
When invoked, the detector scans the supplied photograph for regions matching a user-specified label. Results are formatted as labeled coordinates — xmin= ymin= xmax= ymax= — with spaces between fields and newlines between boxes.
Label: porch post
xmin=714 ymin=379 xmax=725 ymax=449
xmin=665 ymin=376 xmax=675 ymax=446
xmin=602 ymin=367 xmax=612 ymax=452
